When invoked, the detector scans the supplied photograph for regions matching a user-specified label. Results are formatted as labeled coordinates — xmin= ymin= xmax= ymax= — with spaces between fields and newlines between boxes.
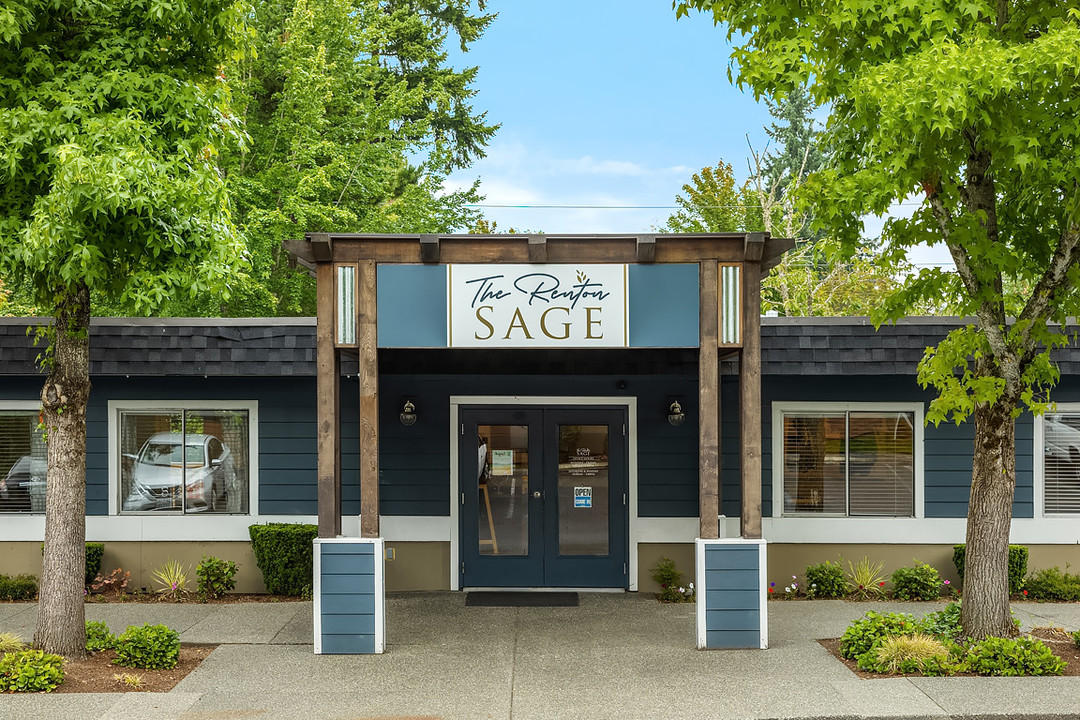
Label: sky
xmin=443 ymin=1 xmax=953 ymax=268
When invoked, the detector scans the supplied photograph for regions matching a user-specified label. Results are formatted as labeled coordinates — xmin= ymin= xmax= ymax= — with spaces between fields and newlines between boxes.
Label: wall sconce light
xmin=667 ymin=401 xmax=685 ymax=427
xmin=399 ymin=400 xmax=417 ymax=427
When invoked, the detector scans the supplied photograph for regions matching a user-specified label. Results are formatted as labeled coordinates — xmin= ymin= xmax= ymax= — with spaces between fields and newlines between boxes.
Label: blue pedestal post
xmin=696 ymin=538 xmax=768 ymax=649
xmin=313 ymin=537 xmax=385 ymax=654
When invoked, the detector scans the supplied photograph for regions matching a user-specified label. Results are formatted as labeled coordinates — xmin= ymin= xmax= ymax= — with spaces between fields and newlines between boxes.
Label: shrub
xmin=846 ymin=557 xmax=887 ymax=600
xmin=1024 ymin=567 xmax=1080 ymax=602
xmin=91 ymin=568 xmax=130 ymax=595
xmin=891 ymin=561 xmax=942 ymax=601
xmin=0 ymin=574 xmax=37 ymax=601
xmin=1072 ymin=630 xmax=1080 ymax=648
xmin=113 ymin=624 xmax=180 ymax=670
xmin=248 ymin=523 xmax=318 ymax=596
xmin=85 ymin=621 xmax=115 ymax=652
xmin=922 ymin=601 xmax=963 ymax=640
xmin=0 ymin=632 xmax=26 ymax=653
xmin=0 ymin=649 xmax=64 ymax=692
xmin=84 ymin=543 xmax=105 ymax=587
xmin=964 ymin=635 xmax=1066 ymax=676
xmin=860 ymin=633 xmax=953 ymax=674
xmin=197 ymin=555 xmax=239 ymax=601
xmin=650 ymin=556 xmax=694 ymax=603
xmin=150 ymin=560 xmax=190 ymax=601
xmin=953 ymin=544 xmax=1028 ymax=594
xmin=839 ymin=611 xmax=921 ymax=659
xmin=805 ymin=560 xmax=847 ymax=598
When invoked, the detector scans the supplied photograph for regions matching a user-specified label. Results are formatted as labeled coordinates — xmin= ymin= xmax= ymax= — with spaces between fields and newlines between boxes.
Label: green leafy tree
xmin=167 ymin=0 xmax=495 ymax=317
xmin=678 ymin=0 xmax=1080 ymax=638
xmin=0 ymin=1 xmax=250 ymax=657
xmin=661 ymin=161 xmax=762 ymax=234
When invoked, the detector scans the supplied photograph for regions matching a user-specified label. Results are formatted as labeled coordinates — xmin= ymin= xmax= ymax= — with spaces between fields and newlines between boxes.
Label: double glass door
xmin=460 ymin=406 xmax=628 ymax=588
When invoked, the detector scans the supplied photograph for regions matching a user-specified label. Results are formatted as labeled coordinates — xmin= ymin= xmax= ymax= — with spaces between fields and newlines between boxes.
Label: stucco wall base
xmin=385 ymin=542 xmax=450 ymax=591
xmin=1 ymin=541 xmax=266 ymax=594
xmin=638 ymin=543 xmax=696 ymax=593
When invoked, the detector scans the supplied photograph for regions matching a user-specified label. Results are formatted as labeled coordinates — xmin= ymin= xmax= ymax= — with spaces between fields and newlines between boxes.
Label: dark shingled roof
xmin=0 ymin=316 xmax=1075 ymax=377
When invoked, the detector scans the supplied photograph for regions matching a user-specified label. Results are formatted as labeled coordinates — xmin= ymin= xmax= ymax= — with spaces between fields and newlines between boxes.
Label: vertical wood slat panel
xmin=741 ymin=261 xmax=762 ymax=538
xmin=699 ymin=261 xmax=720 ymax=539
xmin=317 ymin=262 xmax=341 ymax=538
xmin=358 ymin=260 xmax=380 ymax=538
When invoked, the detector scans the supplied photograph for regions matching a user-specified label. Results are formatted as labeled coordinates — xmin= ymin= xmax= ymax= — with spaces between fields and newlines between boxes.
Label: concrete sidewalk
xmin=2 ymin=594 xmax=1080 ymax=720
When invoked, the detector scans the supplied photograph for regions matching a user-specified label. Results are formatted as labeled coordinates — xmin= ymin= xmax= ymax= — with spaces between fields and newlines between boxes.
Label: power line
xmin=466 ymin=202 xmax=926 ymax=210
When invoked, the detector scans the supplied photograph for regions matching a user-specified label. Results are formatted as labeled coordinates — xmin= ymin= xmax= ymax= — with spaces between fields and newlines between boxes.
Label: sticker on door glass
xmin=574 ymin=486 xmax=592 ymax=508
xmin=491 ymin=449 xmax=514 ymax=476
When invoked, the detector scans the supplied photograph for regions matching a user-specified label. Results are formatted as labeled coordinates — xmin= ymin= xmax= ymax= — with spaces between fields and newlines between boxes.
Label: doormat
xmin=465 ymin=592 xmax=579 ymax=607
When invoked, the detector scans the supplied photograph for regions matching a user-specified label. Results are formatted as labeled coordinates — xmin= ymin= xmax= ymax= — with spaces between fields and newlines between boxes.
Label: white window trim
xmin=770 ymin=401 xmax=925 ymax=522
xmin=107 ymin=400 xmax=260 ymax=533
xmin=1034 ymin=405 xmax=1080 ymax=519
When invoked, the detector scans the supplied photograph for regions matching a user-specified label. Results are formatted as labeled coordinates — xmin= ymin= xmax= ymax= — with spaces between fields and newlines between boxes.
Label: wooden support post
xmin=358 ymin=259 xmax=380 ymax=538
xmin=740 ymin=261 xmax=763 ymax=539
xmin=316 ymin=262 xmax=341 ymax=538
xmin=699 ymin=261 xmax=720 ymax=539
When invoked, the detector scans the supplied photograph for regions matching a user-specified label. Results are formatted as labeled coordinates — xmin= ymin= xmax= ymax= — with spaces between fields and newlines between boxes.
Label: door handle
xmin=532 ymin=491 xmax=542 ymax=499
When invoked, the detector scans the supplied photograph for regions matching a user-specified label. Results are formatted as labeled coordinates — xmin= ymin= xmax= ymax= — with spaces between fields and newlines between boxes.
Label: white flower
xmin=785 ymin=585 xmax=792 ymax=593
xmin=688 ymin=582 xmax=695 ymax=591
xmin=679 ymin=587 xmax=685 ymax=594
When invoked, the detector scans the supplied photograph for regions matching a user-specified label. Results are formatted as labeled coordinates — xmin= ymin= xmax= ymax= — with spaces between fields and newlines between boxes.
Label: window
xmin=780 ymin=408 xmax=915 ymax=517
xmin=116 ymin=405 xmax=252 ymax=514
xmin=0 ymin=406 xmax=46 ymax=513
xmin=1041 ymin=412 xmax=1080 ymax=515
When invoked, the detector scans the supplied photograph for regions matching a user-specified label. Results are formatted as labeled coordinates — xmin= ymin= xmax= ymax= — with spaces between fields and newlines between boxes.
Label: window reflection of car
xmin=1 ymin=456 xmax=36 ymax=511
xmin=1045 ymin=416 xmax=1080 ymax=463
xmin=122 ymin=433 xmax=233 ymax=512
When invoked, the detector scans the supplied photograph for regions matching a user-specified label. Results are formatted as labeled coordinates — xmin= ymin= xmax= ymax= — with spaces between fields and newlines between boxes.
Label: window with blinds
xmin=0 ymin=409 xmax=46 ymax=513
xmin=1043 ymin=413 xmax=1080 ymax=515
xmin=782 ymin=410 xmax=915 ymax=517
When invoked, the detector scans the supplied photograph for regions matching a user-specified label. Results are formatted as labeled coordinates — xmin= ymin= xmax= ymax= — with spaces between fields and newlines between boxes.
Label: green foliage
xmin=85 ymin=621 xmax=115 ymax=653
xmin=922 ymin=602 xmax=964 ymax=641
xmin=0 ymin=573 xmax=37 ymax=601
xmin=1071 ymin=630 xmax=1080 ymax=648
xmin=113 ymin=624 xmax=180 ymax=670
xmin=0 ymin=649 xmax=64 ymax=692
xmin=858 ymin=633 xmax=954 ymax=674
xmin=0 ymin=632 xmax=26 ymax=653
xmin=248 ymin=523 xmax=318 ymax=596
xmin=964 ymin=636 xmax=1066 ymax=676
xmin=953 ymin=545 xmax=1029 ymax=594
xmin=804 ymin=560 xmax=847 ymax=598
xmin=162 ymin=0 xmax=495 ymax=317
xmin=661 ymin=162 xmax=763 ymax=235
xmin=650 ymin=557 xmax=694 ymax=603
xmin=84 ymin=543 xmax=105 ymax=587
xmin=846 ymin=557 xmax=887 ymax=600
xmin=1024 ymin=567 xmax=1080 ymax=602
xmin=196 ymin=556 xmax=239 ymax=601
xmin=839 ymin=611 xmax=921 ymax=660
xmin=890 ymin=561 xmax=942 ymax=601
xmin=150 ymin=560 xmax=190 ymax=601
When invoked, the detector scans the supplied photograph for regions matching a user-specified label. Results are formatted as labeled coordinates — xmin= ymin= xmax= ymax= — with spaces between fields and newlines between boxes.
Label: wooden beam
xmin=698 ymin=261 xmax=720 ymax=539
xmin=420 ymin=235 xmax=440 ymax=264
xmin=636 ymin=235 xmax=656 ymax=263
xmin=527 ymin=235 xmax=547 ymax=263
xmin=316 ymin=262 xmax=341 ymax=538
xmin=740 ymin=261 xmax=763 ymax=539
xmin=358 ymin=259 xmax=380 ymax=538
xmin=744 ymin=232 xmax=765 ymax=261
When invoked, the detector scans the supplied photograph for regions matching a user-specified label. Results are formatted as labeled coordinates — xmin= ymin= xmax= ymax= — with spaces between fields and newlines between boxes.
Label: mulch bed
xmin=55 ymin=643 xmax=217 ymax=693
xmin=84 ymin=592 xmax=307 ymax=604
xmin=820 ymin=627 xmax=1080 ymax=679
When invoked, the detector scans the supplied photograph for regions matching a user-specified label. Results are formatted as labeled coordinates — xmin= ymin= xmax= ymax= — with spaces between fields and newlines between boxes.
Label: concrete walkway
xmin=1 ymin=594 xmax=1080 ymax=719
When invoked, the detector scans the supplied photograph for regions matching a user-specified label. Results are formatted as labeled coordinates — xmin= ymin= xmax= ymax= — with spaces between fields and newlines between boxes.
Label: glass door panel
xmin=557 ymin=424 xmax=609 ymax=556
xmin=477 ymin=424 xmax=529 ymax=556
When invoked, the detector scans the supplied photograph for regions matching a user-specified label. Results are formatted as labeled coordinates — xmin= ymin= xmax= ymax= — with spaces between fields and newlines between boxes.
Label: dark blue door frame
xmin=460 ymin=405 xmax=628 ymax=589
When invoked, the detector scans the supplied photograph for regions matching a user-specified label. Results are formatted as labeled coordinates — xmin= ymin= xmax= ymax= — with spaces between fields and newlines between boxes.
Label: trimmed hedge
xmin=85 ymin=543 xmax=105 ymax=586
xmin=248 ymin=523 xmax=318 ymax=596
xmin=0 ymin=574 xmax=37 ymax=601
xmin=953 ymin=544 xmax=1028 ymax=594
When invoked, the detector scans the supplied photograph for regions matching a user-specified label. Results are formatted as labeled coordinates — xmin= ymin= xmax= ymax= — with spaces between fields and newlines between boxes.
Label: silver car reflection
xmin=122 ymin=432 xmax=233 ymax=512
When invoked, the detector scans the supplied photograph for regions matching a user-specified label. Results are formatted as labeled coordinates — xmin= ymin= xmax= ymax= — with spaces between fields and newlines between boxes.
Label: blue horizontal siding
xmin=706 ymin=630 xmax=761 ymax=649
xmin=322 ymin=554 xmax=375 ymax=575
xmin=704 ymin=568 xmax=758 ymax=590
xmin=706 ymin=608 xmax=760 ymax=632
xmin=704 ymin=546 xmax=757 ymax=570
xmin=322 ymin=543 xmax=374 ymax=556
xmin=322 ymin=594 xmax=376 ymax=615
xmin=704 ymin=589 xmax=760 ymax=609
xmin=320 ymin=634 xmax=375 ymax=654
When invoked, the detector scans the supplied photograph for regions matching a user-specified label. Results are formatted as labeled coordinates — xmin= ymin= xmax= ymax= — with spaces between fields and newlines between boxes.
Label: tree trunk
xmin=961 ymin=400 xmax=1018 ymax=640
xmin=34 ymin=285 xmax=91 ymax=659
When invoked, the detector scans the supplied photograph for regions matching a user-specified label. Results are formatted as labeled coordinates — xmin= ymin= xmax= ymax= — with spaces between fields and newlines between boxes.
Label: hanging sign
xmin=491 ymin=450 xmax=514 ymax=476
xmin=448 ymin=264 xmax=627 ymax=348
xmin=574 ymin=487 xmax=593 ymax=508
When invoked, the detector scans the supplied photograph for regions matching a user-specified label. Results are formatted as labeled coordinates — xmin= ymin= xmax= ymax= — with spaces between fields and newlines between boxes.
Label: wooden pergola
xmin=286 ymin=232 xmax=793 ymax=543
